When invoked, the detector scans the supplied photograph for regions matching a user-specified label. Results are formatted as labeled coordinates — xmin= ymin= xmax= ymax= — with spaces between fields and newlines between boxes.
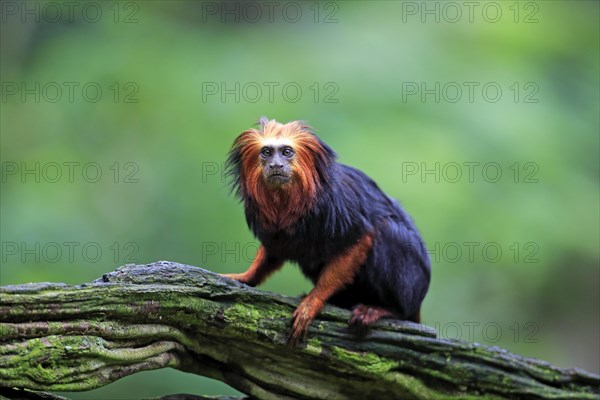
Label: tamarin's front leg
xmin=222 ymin=245 xmax=283 ymax=287
xmin=289 ymin=234 xmax=373 ymax=344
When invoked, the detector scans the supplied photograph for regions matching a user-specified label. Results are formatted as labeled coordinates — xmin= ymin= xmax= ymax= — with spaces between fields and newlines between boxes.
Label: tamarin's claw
xmin=288 ymin=297 xmax=323 ymax=345
xmin=349 ymin=304 xmax=394 ymax=334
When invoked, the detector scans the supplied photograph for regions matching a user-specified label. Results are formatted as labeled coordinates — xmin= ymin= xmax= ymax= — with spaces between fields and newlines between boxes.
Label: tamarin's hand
xmin=221 ymin=273 xmax=250 ymax=284
xmin=221 ymin=118 xmax=431 ymax=344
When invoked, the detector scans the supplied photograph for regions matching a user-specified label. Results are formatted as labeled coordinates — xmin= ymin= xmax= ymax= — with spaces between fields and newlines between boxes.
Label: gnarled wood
xmin=0 ymin=261 xmax=598 ymax=399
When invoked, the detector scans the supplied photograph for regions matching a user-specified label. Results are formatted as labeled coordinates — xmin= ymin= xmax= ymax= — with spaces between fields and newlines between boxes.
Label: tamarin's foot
xmin=349 ymin=304 xmax=394 ymax=335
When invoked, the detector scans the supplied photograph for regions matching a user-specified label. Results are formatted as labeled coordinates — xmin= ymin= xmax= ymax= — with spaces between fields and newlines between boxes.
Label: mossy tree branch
xmin=1 ymin=262 xmax=598 ymax=400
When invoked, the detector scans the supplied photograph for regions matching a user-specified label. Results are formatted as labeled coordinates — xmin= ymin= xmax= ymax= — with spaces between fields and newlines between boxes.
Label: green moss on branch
xmin=1 ymin=261 xmax=598 ymax=400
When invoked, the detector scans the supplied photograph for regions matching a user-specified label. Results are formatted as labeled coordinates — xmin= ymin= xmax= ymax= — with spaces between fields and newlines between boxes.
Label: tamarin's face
xmin=259 ymin=139 xmax=295 ymax=186
xmin=227 ymin=119 xmax=336 ymax=206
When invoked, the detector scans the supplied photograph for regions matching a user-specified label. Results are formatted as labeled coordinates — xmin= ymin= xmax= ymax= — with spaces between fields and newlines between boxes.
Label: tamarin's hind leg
xmin=221 ymin=245 xmax=283 ymax=287
xmin=350 ymin=305 xmax=422 ymax=336
xmin=349 ymin=304 xmax=394 ymax=330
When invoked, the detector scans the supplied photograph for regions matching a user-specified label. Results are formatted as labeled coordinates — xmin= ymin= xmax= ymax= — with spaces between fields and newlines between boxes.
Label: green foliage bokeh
xmin=1 ymin=1 xmax=598 ymax=398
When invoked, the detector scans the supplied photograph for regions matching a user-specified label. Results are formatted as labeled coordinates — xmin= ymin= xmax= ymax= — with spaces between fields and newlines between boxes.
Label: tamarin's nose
xmin=269 ymin=163 xmax=283 ymax=170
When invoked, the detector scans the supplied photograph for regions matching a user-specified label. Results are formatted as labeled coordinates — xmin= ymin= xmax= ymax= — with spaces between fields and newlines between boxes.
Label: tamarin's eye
xmin=282 ymin=147 xmax=294 ymax=157
xmin=261 ymin=148 xmax=271 ymax=157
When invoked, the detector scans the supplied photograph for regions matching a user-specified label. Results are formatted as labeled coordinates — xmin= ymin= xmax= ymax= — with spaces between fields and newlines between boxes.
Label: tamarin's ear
xmin=258 ymin=116 xmax=269 ymax=128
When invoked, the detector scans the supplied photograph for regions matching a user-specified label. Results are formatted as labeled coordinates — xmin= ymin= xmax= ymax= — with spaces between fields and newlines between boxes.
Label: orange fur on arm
xmin=290 ymin=233 xmax=373 ymax=342
xmin=222 ymin=245 xmax=283 ymax=287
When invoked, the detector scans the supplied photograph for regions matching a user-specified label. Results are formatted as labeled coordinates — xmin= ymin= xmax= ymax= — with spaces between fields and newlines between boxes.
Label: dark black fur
xmin=227 ymin=135 xmax=430 ymax=321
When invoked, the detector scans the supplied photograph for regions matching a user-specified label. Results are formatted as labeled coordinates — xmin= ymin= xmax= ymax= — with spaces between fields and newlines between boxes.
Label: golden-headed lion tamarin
xmin=222 ymin=118 xmax=430 ymax=343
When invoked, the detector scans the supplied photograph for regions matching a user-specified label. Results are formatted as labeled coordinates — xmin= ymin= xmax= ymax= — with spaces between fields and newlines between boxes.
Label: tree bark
xmin=0 ymin=261 xmax=598 ymax=400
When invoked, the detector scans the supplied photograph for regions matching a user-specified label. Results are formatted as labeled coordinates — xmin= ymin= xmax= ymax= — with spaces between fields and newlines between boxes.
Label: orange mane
xmin=227 ymin=118 xmax=335 ymax=232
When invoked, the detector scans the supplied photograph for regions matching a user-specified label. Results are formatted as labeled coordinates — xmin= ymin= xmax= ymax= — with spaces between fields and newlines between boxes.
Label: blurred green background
xmin=1 ymin=1 xmax=598 ymax=398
